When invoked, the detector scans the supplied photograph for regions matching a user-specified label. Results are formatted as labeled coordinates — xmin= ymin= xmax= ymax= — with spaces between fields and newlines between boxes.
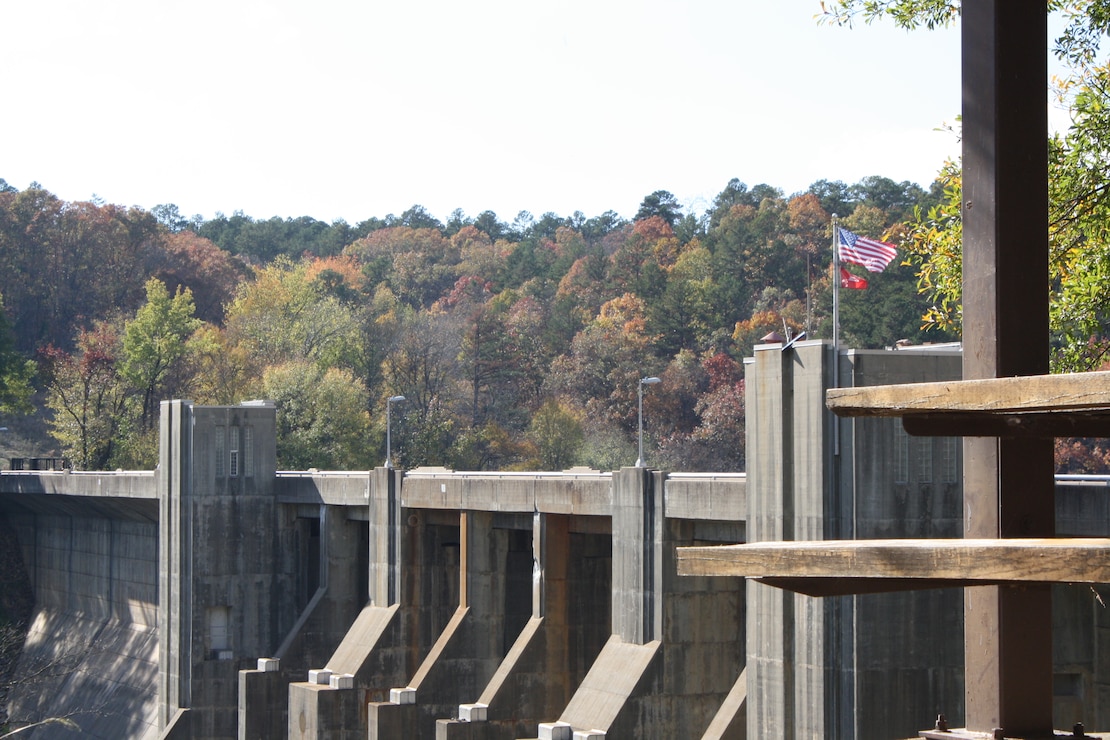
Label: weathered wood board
xmin=676 ymin=538 xmax=1110 ymax=596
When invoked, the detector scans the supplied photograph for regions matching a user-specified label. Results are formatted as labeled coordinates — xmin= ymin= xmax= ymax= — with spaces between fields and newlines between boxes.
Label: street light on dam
xmin=636 ymin=376 xmax=661 ymax=468
xmin=385 ymin=395 xmax=405 ymax=469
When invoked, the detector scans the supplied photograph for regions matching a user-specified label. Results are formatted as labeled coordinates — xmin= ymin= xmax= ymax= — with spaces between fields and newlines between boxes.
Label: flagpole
xmin=831 ymin=214 xmax=841 ymax=456
xmin=831 ymin=214 xmax=840 ymax=388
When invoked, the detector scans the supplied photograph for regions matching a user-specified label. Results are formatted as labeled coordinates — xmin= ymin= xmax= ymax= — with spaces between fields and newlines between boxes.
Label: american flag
xmin=837 ymin=227 xmax=897 ymax=272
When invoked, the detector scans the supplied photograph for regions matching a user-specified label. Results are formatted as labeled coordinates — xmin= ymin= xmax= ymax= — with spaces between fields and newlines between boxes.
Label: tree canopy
xmin=1 ymin=172 xmax=945 ymax=471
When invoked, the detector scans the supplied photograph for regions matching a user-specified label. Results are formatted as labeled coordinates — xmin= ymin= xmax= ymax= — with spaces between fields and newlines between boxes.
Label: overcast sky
xmin=2 ymin=1 xmax=968 ymax=225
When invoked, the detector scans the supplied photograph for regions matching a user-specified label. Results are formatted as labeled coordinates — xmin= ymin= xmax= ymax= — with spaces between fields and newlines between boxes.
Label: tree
xmin=0 ymin=187 xmax=159 ymax=352
xmin=344 ymin=227 xmax=458 ymax=308
xmin=687 ymin=363 xmax=746 ymax=470
xmin=806 ymin=179 xmax=854 ymax=219
xmin=380 ymin=309 xmax=464 ymax=465
xmin=656 ymin=352 xmax=745 ymax=472
xmin=188 ymin=324 xmax=257 ymax=405
xmin=733 ymin=309 xmax=804 ymax=358
xmin=473 ymin=210 xmax=508 ymax=241
xmin=705 ymin=201 xmax=767 ymax=324
xmin=545 ymin=293 xmax=658 ymax=433
xmin=849 ymin=175 xmax=928 ymax=220
xmin=1055 ymin=437 xmax=1110 ymax=474
xmin=527 ymin=399 xmax=585 ymax=471
xmin=150 ymin=231 xmax=248 ymax=325
xmin=504 ymin=294 xmax=557 ymax=409
xmin=445 ymin=208 xmax=471 ymax=236
xmin=650 ymin=242 xmax=717 ymax=357
xmin=449 ymin=421 xmax=534 ymax=471
xmin=453 ymin=226 xmax=507 ymax=287
xmin=224 ymin=257 xmax=361 ymax=371
xmin=650 ymin=350 xmax=709 ymax=439
xmin=818 ymin=1 xmax=960 ymax=31
xmin=440 ymin=276 xmax=503 ymax=426
xmin=120 ymin=278 xmax=204 ymax=433
xmin=581 ymin=210 xmax=627 ymax=243
xmin=1046 ymin=63 xmax=1110 ymax=371
xmin=530 ymin=213 xmax=567 ymax=242
xmin=151 ymin=203 xmax=190 ymax=233
xmin=555 ymin=254 xmax=610 ymax=337
xmin=263 ymin=361 xmax=372 ymax=470
xmin=635 ymin=190 xmax=682 ymax=228
xmin=195 ymin=211 xmax=352 ymax=261
xmin=396 ymin=204 xmax=443 ymax=230
xmin=0 ymin=294 xmax=34 ymax=417
xmin=40 ymin=323 xmax=128 ymax=470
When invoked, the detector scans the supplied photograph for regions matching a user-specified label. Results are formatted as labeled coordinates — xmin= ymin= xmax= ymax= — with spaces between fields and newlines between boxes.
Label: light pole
xmin=385 ymin=395 xmax=405 ymax=468
xmin=636 ymin=376 xmax=661 ymax=468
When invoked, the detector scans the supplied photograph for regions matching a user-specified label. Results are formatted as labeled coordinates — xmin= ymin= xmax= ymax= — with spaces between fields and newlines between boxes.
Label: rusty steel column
xmin=961 ymin=1 xmax=1053 ymax=735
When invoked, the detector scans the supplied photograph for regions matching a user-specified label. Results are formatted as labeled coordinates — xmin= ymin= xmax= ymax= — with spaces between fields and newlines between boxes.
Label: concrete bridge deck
xmin=272 ymin=468 xmax=745 ymax=522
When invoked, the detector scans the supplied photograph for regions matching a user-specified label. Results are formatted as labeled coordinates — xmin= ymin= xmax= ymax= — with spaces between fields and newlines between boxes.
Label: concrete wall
xmin=6 ymin=365 xmax=1110 ymax=737
xmin=1055 ymin=478 xmax=1110 ymax=729
xmin=745 ymin=340 xmax=966 ymax=739
xmin=742 ymin=342 xmax=1110 ymax=736
xmin=1 ymin=501 xmax=160 ymax=738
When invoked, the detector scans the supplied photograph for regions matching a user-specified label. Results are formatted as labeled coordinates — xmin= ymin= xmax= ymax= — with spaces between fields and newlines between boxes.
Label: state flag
xmin=840 ymin=268 xmax=868 ymax=290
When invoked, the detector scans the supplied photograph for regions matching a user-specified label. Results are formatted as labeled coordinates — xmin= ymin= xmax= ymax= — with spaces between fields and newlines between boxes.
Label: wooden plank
xmin=902 ymin=410 xmax=1110 ymax=438
xmin=675 ymin=538 xmax=1110 ymax=584
xmin=753 ymin=576 xmax=984 ymax=598
xmin=825 ymin=371 xmax=1110 ymax=418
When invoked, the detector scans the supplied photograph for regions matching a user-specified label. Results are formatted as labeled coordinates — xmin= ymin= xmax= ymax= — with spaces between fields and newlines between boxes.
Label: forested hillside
xmin=0 ymin=175 xmax=952 ymax=472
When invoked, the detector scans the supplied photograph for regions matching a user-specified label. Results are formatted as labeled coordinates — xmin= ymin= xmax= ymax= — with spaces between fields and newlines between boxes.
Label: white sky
xmin=1 ymin=1 xmax=968 ymax=225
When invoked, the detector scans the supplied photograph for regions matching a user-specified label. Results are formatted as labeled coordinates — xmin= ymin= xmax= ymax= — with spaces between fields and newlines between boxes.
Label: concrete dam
xmin=3 ymin=342 xmax=1110 ymax=738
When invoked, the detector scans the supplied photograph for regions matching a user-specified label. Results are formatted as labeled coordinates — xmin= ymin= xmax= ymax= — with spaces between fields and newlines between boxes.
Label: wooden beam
xmin=825 ymin=371 xmax=1110 ymax=418
xmin=824 ymin=371 xmax=1110 ymax=437
xmin=961 ymin=8 xmax=1052 ymax=731
xmin=676 ymin=538 xmax=1110 ymax=584
xmin=752 ymin=576 xmax=982 ymax=598
xmin=902 ymin=411 xmax=1110 ymax=438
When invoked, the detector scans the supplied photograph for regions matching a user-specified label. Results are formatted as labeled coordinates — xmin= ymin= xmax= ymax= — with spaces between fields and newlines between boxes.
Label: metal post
xmin=385 ymin=395 xmax=405 ymax=468
xmin=636 ymin=377 xmax=660 ymax=468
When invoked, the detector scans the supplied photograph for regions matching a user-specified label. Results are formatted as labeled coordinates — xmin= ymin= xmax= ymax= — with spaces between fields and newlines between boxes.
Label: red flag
xmin=840 ymin=268 xmax=868 ymax=290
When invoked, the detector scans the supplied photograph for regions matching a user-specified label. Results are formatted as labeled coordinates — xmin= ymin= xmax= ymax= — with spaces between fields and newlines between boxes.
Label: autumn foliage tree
xmin=150 ymin=231 xmax=248 ymax=325
xmin=5 ymin=170 xmax=944 ymax=471
xmin=40 ymin=324 xmax=128 ymax=470
xmin=0 ymin=187 xmax=160 ymax=353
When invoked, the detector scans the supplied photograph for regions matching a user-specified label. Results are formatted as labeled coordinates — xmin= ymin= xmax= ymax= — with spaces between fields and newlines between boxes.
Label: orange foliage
xmin=345 ymin=226 xmax=451 ymax=261
xmin=597 ymin=293 xmax=651 ymax=339
xmin=631 ymin=215 xmax=673 ymax=244
xmin=155 ymin=231 xmax=248 ymax=325
xmin=305 ymin=254 xmax=365 ymax=292
xmin=450 ymin=224 xmax=489 ymax=249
